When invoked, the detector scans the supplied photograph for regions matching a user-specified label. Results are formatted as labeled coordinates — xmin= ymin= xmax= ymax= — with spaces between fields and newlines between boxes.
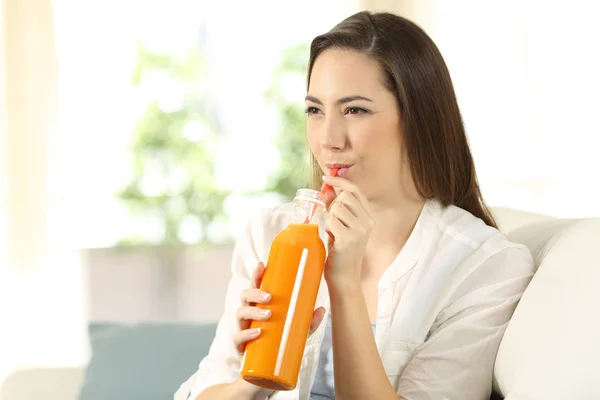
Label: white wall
xmin=361 ymin=0 xmax=600 ymax=218
xmin=0 ymin=0 xmax=89 ymax=384
xmin=431 ymin=0 xmax=600 ymax=217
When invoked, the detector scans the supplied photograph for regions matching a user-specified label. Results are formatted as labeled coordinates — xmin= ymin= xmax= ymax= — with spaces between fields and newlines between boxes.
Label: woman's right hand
xmin=234 ymin=262 xmax=326 ymax=355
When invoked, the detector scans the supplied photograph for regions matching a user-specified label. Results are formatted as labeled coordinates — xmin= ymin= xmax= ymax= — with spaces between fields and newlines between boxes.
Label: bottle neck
xmin=290 ymin=190 xmax=326 ymax=225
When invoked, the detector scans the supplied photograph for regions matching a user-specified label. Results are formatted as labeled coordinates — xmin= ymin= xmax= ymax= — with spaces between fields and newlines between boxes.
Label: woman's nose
xmin=320 ymin=115 xmax=346 ymax=151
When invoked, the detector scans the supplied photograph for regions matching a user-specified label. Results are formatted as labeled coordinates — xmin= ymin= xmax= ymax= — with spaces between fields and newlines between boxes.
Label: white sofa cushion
xmin=493 ymin=213 xmax=600 ymax=399
xmin=0 ymin=367 xmax=84 ymax=400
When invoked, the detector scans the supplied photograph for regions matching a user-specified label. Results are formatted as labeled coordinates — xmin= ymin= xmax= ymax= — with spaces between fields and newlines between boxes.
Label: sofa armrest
xmin=0 ymin=366 xmax=85 ymax=400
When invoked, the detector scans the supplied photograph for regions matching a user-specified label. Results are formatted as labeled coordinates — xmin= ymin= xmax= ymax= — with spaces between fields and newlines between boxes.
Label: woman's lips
xmin=336 ymin=167 xmax=350 ymax=177
xmin=327 ymin=164 xmax=352 ymax=177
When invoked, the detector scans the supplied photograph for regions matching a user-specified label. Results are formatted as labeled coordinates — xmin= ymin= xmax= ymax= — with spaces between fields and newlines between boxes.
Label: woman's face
xmin=306 ymin=49 xmax=411 ymax=201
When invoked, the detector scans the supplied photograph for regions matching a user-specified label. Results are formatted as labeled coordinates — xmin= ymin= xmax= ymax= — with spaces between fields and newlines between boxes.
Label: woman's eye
xmin=305 ymin=107 xmax=321 ymax=115
xmin=345 ymin=107 xmax=368 ymax=115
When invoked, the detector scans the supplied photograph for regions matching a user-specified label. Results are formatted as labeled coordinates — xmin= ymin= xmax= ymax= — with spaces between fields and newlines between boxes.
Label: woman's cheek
xmin=306 ymin=127 xmax=319 ymax=153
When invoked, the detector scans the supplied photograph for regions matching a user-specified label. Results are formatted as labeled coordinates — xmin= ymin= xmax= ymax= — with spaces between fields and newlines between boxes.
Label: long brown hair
xmin=307 ymin=11 xmax=497 ymax=228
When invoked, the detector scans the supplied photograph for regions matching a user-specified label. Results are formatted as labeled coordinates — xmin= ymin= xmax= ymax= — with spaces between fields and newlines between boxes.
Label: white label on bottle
xmin=274 ymin=248 xmax=308 ymax=376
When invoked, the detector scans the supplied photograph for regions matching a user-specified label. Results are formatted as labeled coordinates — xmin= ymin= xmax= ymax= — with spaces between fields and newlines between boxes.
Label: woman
xmin=177 ymin=11 xmax=533 ymax=400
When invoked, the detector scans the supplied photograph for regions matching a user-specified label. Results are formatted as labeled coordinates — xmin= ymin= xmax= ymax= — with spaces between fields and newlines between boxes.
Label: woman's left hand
xmin=322 ymin=175 xmax=374 ymax=286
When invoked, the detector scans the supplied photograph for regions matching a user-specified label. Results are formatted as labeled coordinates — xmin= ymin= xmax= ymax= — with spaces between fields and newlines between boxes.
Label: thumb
xmin=326 ymin=231 xmax=335 ymax=254
xmin=309 ymin=306 xmax=326 ymax=335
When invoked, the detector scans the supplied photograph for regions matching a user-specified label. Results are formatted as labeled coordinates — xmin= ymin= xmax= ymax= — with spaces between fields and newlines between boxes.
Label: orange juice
xmin=241 ymin=189 xmax=326 ymax=390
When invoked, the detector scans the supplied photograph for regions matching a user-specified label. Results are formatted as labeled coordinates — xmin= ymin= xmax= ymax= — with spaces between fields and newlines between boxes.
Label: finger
xmin=322 ymin=176 xmax=371 ymax=217
xmin=236 ymin=306 xmax=272 ymax=324
xmin=326 ymin=231 xmax=335 ymax=253
xmin=251 ymin=262 xmax=266 ymax=289
xmin=326 ymin=215 xmax=346 ymax=242
xmin=233 ymin=328 xmax=262 ymax=354
xmin=309 ymin=307 xmax=326 ymax=335
xmin=236 ymin=305 xmax=272 ymax=331
xmin=322 ymin=175 xmax=359 ymax=192
xmin=329 ymin=202 xmax=356 ymax=228
xmin=333 ymin=191 xmax=363 ymax=218
xmin=240 ymin=288 xmax=272 ymax=306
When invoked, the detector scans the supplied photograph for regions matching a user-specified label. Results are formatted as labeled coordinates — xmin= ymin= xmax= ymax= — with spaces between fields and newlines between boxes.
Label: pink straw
xmin=304 ymin=168 xmax=338 ymax=224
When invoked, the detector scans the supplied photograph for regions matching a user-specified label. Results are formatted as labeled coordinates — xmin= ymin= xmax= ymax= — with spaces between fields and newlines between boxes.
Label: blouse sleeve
xmin=181 ymin=210 xmax=272 ymax=400
xmin=396 ymin=245 xmax=534 ymax=400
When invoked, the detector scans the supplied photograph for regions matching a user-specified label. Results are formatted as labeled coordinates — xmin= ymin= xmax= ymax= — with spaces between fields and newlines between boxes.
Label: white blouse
xmin=176 ymin=199 xmax=534 ymax=400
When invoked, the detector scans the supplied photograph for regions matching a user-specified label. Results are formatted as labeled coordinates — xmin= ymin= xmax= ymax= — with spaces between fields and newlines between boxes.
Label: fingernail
xmin=251 ymin=328 xmax=261 ymax=336
xmin=262 ymin=292 xmax=272 ymax=301
xmin=259 ymin=309 xmax=271 ymax=316
xmin=322 ymin=175 xmax=328 ymax=180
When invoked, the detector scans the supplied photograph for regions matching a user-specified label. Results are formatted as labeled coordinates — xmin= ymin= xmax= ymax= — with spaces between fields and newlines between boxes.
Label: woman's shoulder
xmin=247 ymin=201 xmax=293 ymax=234
xmin=423 ymin=200 xmax=534 ymax=276
xmin=429 ymin=200 xmax=526 ymax=248
xmin=418 ymin=201 xmax=535 ymax=322
xmin=238 ymin=202 xmax=294 ymax=259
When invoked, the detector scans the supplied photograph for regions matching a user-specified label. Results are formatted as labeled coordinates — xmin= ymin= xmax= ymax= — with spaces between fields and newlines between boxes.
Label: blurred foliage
xmin=117 ymin=42 xmax=228 ymax=247
xmin=263 ymin=43 xmax=311 ymax=200
xmin=117 ymin=41 xmax=310 ymax=246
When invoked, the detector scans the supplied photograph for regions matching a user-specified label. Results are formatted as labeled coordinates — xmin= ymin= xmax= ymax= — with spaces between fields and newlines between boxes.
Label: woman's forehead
xmin=308 ymin=49 xmax=387 ymax=99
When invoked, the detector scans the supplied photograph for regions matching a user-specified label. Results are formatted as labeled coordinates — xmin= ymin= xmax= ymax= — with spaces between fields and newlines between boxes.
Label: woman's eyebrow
xmin=304 ymin=95 xmax=374 ymax=105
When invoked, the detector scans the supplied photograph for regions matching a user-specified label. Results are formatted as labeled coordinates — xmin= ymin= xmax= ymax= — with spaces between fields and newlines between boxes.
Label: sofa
xmin=1 ymin=207 xmax=598 ymax=400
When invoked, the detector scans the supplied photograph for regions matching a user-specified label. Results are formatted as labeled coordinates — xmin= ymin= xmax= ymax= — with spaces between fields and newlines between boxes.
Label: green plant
xmin=117 ymin=42 xmax=312 ymax=247
xmin=117 ymin=42 xmax=228 ymax=247
xmin=264 ymin=43 xmax=311 ymax=199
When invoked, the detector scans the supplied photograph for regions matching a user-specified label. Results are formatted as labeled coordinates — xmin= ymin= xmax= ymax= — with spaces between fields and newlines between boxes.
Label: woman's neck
xmin=362 ymin=193 xmax=425 ymax=278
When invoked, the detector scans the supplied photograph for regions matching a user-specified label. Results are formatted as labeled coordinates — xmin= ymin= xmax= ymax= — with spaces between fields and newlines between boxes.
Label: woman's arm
xmin=195 ymin=378 xmax=273 ymax=400
xmin=328 ymin=246 xmax=533 ymax=400
xmin=394 ymin=246 xmax=534 ymax=399
xmin=328 ymin=279 xmax=403 ymax=400
xmin=183 ymin=210 xmax=274 ymax=400
xmin=321 ymin=175 xmax=402 ymax=399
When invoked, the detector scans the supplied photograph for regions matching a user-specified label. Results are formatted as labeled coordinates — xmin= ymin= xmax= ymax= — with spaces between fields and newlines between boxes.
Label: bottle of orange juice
xmin=241 ymin=188 xmax=327 ymax=390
